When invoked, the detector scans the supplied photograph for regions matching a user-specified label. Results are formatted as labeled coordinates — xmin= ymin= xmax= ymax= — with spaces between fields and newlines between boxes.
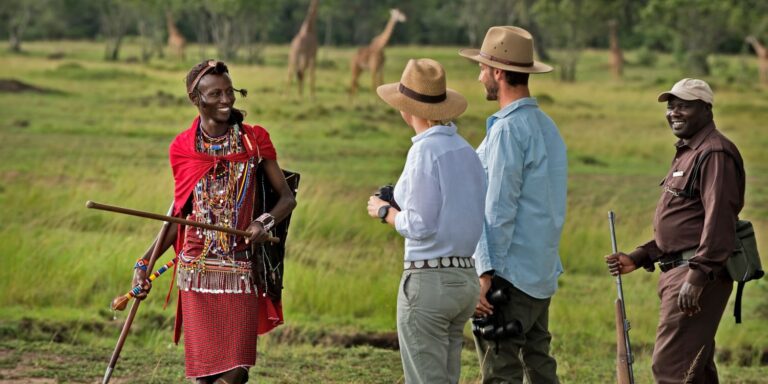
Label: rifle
xmin=609 ymin=211 xmax=634 ymax=384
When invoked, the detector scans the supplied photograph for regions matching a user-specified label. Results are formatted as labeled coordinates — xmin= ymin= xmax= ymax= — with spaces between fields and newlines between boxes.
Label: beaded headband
xmin=187 ymin=60 xmax=218 ymax=95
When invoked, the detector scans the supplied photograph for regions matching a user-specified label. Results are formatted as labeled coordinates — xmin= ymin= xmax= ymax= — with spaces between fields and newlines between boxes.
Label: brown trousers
xmin=652 ymin=265 xmax=732 ymax=384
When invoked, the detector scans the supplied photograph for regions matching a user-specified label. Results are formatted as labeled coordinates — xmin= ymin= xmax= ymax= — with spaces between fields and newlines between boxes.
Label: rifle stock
xmin=615 ymin=298 xmax=632 ymax=384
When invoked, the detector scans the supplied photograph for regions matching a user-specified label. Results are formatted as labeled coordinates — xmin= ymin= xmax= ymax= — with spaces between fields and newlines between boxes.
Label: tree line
xmin=2 ymin=0 xmax=767 ymax=79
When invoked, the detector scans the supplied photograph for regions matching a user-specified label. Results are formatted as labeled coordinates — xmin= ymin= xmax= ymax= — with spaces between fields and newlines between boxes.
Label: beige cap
xmin=657 ymin=78 xmax=713 ymax=105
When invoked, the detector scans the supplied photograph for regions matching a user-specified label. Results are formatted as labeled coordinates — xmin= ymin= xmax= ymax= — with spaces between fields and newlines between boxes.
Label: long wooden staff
xmin=86 ymin=200 xmax=280 ymax=243
xmin=102 ymin=204 xmax=174 ymax=384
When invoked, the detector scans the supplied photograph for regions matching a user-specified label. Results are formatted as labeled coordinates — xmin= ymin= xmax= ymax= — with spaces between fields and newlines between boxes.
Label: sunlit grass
xmin=1 ymin=40 xmax=767 ymax=382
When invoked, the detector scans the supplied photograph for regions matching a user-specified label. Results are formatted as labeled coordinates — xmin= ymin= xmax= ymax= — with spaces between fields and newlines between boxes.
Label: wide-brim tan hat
xmin=657 ymin=78 xmax=714 ymax=105
xmin=459 ymin=26 xmax=552 ymax=74
xmin=377 ymin=58 xmax=467 ymax=121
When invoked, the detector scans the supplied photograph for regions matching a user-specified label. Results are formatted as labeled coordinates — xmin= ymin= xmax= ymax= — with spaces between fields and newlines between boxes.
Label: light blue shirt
xmin=474 ymin=98 xmax=567 ymax=299
xmin=394 ymin=124 xmax=487 ymax=261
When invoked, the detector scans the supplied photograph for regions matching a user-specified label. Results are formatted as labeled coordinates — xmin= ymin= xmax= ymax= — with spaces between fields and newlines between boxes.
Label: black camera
xmin=376 ymin=184 xmax=401 ymax=210
xmin=471 ymin=287 xmax=523 ymax=341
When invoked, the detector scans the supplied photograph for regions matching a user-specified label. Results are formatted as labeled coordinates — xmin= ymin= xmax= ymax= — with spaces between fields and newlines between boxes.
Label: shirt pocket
xmin=661 ymin=162 xmax=695 ymax=203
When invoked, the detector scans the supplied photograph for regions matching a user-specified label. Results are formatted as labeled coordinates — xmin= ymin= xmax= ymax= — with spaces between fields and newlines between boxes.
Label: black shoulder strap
xmin=734 ymin=281 xmax=745 ymax=323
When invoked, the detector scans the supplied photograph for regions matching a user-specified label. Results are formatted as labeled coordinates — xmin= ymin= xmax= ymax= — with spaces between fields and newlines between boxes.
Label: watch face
xmin=378 ymin=205 xmax=389 ymax=219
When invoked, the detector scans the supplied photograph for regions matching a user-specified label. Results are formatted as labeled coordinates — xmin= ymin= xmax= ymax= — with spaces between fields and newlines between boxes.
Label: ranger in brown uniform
xmin=605 ymin=78 xmax=745 ymax=384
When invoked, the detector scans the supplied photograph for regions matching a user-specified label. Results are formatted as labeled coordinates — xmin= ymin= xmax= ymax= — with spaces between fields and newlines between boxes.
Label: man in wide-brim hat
xmin=460 ymin=26 xmax=567 ymax=384
xmin=367 ymin=58 xmax=486 ymax=384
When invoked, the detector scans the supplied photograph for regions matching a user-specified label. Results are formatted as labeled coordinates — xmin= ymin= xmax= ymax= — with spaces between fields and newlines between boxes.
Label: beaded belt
xmin=404 ymin=256 xmax=475 ymax=270
xmin=658 ymin=248 xmax=696 ymax=273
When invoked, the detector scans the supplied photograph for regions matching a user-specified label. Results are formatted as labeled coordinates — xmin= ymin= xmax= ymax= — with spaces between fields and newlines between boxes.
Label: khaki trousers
xmin=652 ymin=265 xmax=732 ymax=384
xmin=474 ymin=277 xmax=559 ymax=384
xmin=397 ymin=267 xmax=479 ymax=384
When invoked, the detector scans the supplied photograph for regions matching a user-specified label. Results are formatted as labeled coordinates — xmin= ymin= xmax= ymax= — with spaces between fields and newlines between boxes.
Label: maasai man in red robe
xmin=131 ymin=60 xmax=296 ymax=384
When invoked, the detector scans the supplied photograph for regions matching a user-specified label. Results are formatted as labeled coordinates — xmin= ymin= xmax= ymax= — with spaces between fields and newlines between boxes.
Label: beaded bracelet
xmin=134 ymin=258 xmax=148 ymax=271
xmin=255 ymin=213 xmax=276 ymax=232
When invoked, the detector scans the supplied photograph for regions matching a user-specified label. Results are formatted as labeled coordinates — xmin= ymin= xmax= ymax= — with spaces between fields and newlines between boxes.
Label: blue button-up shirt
xmin=394 ymin=124 xmax=487 ymax=261
xmin=474 ymin=98 xmax=567 ymax=299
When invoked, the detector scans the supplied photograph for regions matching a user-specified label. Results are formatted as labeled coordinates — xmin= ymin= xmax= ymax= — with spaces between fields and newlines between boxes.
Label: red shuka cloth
xmin=168 ymin=116 xmax=283 ymax=343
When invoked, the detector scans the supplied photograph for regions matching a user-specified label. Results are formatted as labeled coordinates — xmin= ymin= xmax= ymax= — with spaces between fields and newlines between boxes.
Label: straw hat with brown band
xmin=459 ymin=26 xmax=552 ymax=74
xmin=376 ymin=58 xmax=467 ymax=121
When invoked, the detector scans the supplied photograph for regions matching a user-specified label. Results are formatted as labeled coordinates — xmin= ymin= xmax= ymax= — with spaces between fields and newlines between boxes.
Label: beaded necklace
xmin=192 ymin=123 xmax=254 ymax=261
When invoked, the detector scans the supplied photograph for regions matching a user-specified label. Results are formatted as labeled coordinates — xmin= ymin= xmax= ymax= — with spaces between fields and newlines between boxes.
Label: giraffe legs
xmin=308 ymin=59 xmax=316 ymax=100
xmin=297 ymin=69 xmax=305 ymax=97
xmin=349 ymin=62 xmax=361 ymax=99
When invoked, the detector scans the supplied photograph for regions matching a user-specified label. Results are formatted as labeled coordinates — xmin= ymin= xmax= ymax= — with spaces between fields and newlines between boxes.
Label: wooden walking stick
xmin=102 ymin=204 xmax=174 ymax=384
xmin=86 ymin=201 xmax=279 ymax=243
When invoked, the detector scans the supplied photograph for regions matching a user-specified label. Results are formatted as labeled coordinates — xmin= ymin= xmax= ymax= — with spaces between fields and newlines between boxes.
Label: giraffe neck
xmin=166 ymin=13 xmax=180 ymax=36
xmin=300 ymin=0 xmax=319 ymax=34
xmin=370 ymin=16 xmax=398 ymax=51
xmin=749 ymin=39 xmax=767 ymax=57
xmin=608 ymin=24 xmax=619 ymax=51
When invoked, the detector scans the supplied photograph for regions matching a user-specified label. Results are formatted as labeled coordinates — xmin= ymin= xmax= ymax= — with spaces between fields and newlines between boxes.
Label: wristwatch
xmin=377 ymin=205 xmax=391 ymax=223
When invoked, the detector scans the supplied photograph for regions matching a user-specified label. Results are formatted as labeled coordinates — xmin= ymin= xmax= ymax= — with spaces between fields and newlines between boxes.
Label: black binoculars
xmin=471 ymin=287 xmax=523 ymax=341
xmin=376 ymin=184 xmax=401 ymax=210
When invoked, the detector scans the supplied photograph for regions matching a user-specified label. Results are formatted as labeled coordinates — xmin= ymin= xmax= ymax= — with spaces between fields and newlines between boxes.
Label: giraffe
xmin=166 ymin=10 xmax=186 ymax=61
xmin=608 ymin=19 xmax=623 ymax=80
xmin=745 ymin=35 xmax=768 ymax=85
xmin=349 ymin=8 xmax=407 ymax=98
xmin=287 ymin=0 xmax=320 ymax=98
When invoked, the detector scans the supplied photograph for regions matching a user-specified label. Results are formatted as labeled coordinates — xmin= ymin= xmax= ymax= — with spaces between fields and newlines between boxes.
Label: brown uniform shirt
xmin=630 ymin=122 xmax=745 ymax=286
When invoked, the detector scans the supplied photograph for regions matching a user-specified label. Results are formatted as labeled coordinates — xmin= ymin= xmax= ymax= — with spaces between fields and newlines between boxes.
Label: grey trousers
xmin=397 ymin=267 xmax=480 ymax=384
xmin=474 ymin=277 xmax=559 ymax=384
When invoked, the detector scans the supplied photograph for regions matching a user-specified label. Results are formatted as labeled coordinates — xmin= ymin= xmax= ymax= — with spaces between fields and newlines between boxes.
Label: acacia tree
xmin=99 ymin=0 xmax=136 ymax=61
xmin=1 ymin=0 xmax=49 ymax=52
xmin=639 ymin=0 xmax=733 ymax=76
xmin=134 ymin=0 xmax=166 ymax=62
xmin=534 ymin=0 xmax=623 ymax=82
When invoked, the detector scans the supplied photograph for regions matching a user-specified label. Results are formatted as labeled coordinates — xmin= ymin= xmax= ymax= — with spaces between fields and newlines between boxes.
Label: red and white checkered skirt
xmin=180 ymin=290 xmax=259 ymax=378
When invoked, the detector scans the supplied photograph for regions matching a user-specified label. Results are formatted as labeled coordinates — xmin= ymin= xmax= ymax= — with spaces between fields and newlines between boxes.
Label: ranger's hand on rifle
xmin=605 ymin=253 xmax=638 ymax=276
xmin=131 ymin=267 xmax=151 ymax=300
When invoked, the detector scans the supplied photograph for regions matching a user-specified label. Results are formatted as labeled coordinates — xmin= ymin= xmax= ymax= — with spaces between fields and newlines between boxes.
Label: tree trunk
xmin=104 ymin=36 xmax=122 ymax=61
xmin=685 ymin=50 xmax=710 ymax=76
xmin=559 ymin=51 xmax=579 ymax=82
xmin=9 ymin=33 xmax=22 ymax=53
xmin=7 ymin=7 xmax=31 ymax=53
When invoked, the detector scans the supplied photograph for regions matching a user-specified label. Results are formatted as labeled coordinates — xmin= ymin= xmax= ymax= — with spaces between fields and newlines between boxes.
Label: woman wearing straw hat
xmin=366 ymin=58 xmax=486 ymax=383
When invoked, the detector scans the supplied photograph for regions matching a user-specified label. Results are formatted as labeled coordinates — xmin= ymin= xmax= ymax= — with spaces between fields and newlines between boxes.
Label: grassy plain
xmin=1 ymin=41 xmax=767 ymax=382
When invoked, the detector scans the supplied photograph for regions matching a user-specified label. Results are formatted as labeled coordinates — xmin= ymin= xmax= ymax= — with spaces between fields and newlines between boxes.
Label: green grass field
xmin=1 ymin=41 xmax=767 ymax=383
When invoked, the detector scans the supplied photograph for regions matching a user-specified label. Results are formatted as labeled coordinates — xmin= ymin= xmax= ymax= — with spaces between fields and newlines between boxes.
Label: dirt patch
xmin=0 ymin=351 xmax=54 ymax=384
xmin=0 ymin=79 xmax=55 ymax=94
xmin=323 ymin=332 xmax=400 ymax=350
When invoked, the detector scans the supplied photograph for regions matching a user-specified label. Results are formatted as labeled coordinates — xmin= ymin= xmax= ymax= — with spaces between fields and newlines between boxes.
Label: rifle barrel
xmin=609 ymin=210 xmax=635 ymax=384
